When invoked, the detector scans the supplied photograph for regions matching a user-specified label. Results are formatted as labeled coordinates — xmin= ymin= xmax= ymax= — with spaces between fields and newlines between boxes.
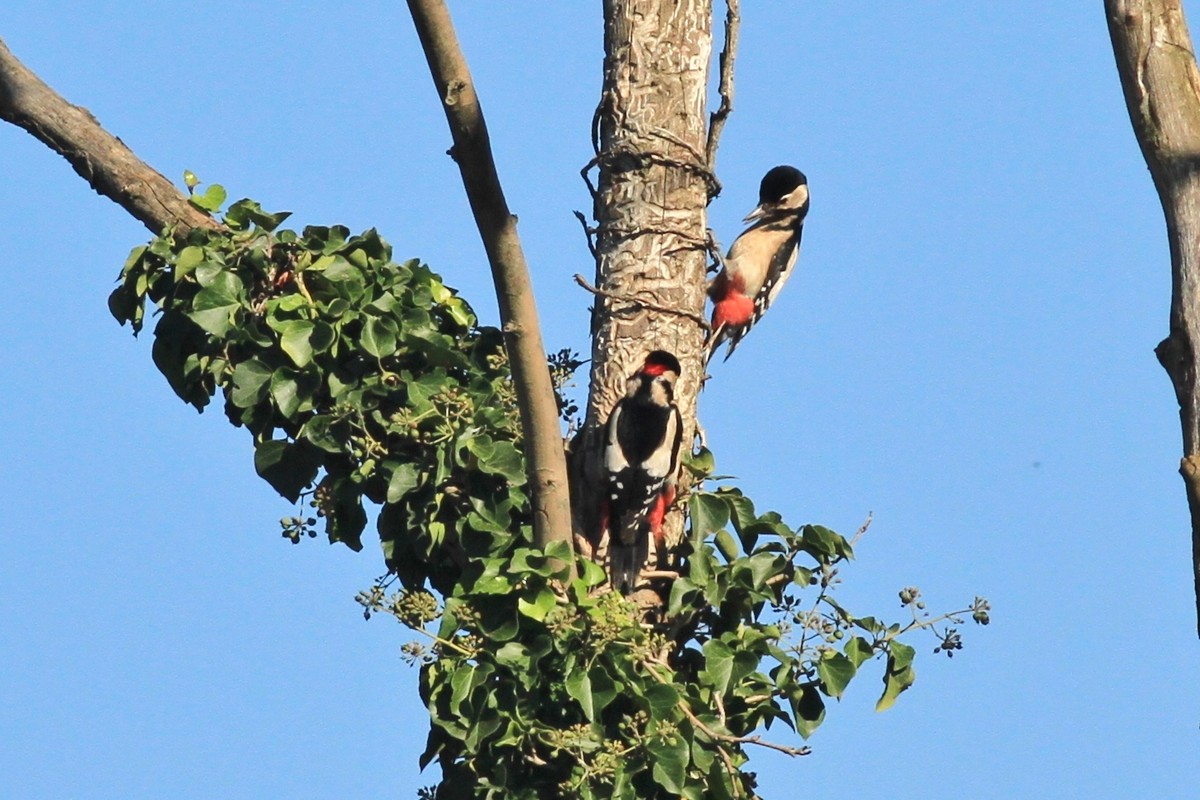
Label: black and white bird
xmin=707 ymin=165 xmax=809 ymax=362
xmin=599 ymin=350 xmax=684 ymax=594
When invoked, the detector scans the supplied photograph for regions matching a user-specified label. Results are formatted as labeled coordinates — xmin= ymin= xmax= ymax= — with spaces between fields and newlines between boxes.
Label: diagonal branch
xmin=0 ymin=37 xmax=220 ymax=238
xmin=406 ymin=0 xmax=575 ymax=569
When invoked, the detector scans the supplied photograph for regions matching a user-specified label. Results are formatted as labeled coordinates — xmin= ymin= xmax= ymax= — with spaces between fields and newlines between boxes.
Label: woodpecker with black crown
xmin=707 ymin=165 xmax=809 ymax=362
xmin=599 ymin=350 xmax=684 ymax=594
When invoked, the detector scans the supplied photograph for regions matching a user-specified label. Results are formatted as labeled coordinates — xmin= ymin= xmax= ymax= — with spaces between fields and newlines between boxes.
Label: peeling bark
xmin=0 ymin=37 xmax=219 ymax=238
xmin=1106 ymin=0 xmax=1200 ymax=635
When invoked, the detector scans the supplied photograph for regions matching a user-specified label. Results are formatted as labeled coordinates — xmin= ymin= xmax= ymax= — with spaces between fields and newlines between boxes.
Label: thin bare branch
xmin=406 ymin=0 xmax=574 ymax=571
xmin=705 ymin=0 xmax=740 ymax=184
xmin=572 ymin=210 xmax=598 ymax=260
xmin=677 ymin=687 xmax=810 ymax=758
xmin=0 ymin=37 xmax=221 ymax=238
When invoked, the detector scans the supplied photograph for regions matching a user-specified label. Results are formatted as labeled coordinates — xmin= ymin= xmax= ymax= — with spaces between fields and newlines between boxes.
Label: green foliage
xmin=360 ymin=450 xmax=989 ymax=800
xmin=109 ymin=189 xmax=525 ymax=589
xmin=113 ymin=186 xmax=988 ymax=800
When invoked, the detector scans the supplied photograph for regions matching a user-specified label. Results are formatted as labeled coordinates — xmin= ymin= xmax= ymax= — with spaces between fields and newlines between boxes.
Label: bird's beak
xmin=742 ymin=203 xmax=770 ymax=224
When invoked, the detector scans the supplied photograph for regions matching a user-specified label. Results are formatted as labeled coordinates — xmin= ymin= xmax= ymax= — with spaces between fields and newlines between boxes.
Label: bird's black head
xmin=758 ymin=165 xmax=807 ymax=205
xmin=642 ymin=350 xmax=682 ymax=378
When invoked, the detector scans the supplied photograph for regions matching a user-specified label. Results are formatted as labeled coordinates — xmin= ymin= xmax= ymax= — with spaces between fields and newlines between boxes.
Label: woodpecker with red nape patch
xmin=707 ymin=165 xmax=809 ymax=362
xmin=599 ymin=350 xmax=684 ymax=594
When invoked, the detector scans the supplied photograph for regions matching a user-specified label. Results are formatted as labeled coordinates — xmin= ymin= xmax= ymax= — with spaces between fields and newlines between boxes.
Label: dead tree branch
xmin=0 ymin=37 xmax=220 ymax=238
xmin=705 ymin=0 xmax=740 ymax=192
xmin=1107 ymin=0 xmax=1200 ymax=636
xmin=406 ymin=0 xmax=575 ymax=569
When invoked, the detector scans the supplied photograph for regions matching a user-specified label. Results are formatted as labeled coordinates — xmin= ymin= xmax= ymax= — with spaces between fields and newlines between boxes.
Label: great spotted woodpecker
xmin=600 ymin=350 xmax=684 ymax=593
xmin=707 ymin=165 xmax=809 ymax=362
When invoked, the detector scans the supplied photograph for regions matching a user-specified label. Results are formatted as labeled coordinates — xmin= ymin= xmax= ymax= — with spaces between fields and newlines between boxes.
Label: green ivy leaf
xmin=876 ymin=642 xmax=917 ymax=712
xmin=386 ymin=462 xmax=420 ymax=503
xmin=683 ymin=445 xmax=715 ymax=478
xmin=175 ymin=245 xmax=205 ymax=279
xmin=700 ymin=639 xmax=735 ymax=694
xmin=644 ymin=683 xmax=681 ymax=722
xmin=188 ymin=271 xmax=245 ymax=336
xmin=253 ymin=439 xmax=320 ymax=503
xmin=792 ymin=684 xmax=826 ymax=739
xmin=844 ymin=636 xmax=874 ymax=668
xmin=495 ymin=642 xmax=531 ymax=670
xmin=467 ymin=439 xmax=525 ymax=484
xmin=362 ymin=315 xmax=399 ymax=358
xmin=189 ymin=183 xmax=227 ymax=213
xmin=443 ymin=296 xmax=475 ymax=328
xmin=516 ymin=587 xmax=556 ymax=621
xmin=647 ymin=732 xmax=689 ymax=795
xmin=565 ymin=669 xmax=596 ymax=722
xmin=107 ymin=284 xmax=142 ymax=331
xmin=817 ymin=652 xmax=857 ymax=699
xmin=276 ymin=319 xmax=316 ymax=368
xmin=689 ymin=492 xmax=729 ymax=538
xmin=270 ymin=367 xmax=317 ymax=419
xmin=714 ymin=529 xmax=740 ymax=561
xmin=231 ymin=358 xmax=273 ymax=408
xmin=223 ymin=198 xmax=292 ymax=232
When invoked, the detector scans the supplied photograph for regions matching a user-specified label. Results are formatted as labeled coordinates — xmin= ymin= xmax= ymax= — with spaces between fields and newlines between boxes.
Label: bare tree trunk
xmin=575 ymin=0 xmax=714 ymax=602
xmin=1107 ymin=0 xmax=1200 ymax=636
xmin=406 ymin=0 xmax=575 ymax=571
xmin=0 ymin=38 xmax=219 ymax=238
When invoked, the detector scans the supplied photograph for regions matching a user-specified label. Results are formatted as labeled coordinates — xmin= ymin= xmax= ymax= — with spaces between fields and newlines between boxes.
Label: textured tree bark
xmin=407 ymin=0 xmax=575 ymax=569
xmin=1107 ymin=0 xmax=1200 ymax=635
xmin=0 ymin=37 xmax=220 ymax=238
xmin=574 ymin=0 xmax=714 ymax=605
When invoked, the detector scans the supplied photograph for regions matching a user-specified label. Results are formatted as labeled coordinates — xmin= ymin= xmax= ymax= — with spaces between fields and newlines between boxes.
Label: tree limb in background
xmin=1106 ymin=0 xmax=1200 ymax=636
xmin=0 ymin=37 xmax=220 ymax=238
xmin=406 ymin=0 xmax=575 ymax=569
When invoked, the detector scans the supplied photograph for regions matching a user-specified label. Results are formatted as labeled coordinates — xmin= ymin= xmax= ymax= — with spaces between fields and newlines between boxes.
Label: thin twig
xmin=849 ymin=512 xmax=874 ymax=548
xmin=574 ymin=274 xmax=710 ymax=329
xmin=705 ymin=228 xmax=726 ymax=274
xmin=705 ymin=0 xmax=740 ymax=180
xmin=580 ymin=156 xmax=600 ymax=203
xmin=572 ymin=210 xmax=598 ymax=260
xmin=678 ymin=691 xmax=810 ymax=757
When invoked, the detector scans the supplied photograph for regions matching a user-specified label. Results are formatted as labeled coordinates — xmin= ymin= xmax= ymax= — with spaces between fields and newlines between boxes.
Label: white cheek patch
xmin=780 ymin=184 xmax=809 ymax=211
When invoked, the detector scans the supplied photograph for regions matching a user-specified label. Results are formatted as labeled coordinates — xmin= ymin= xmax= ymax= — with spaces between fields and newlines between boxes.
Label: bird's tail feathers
xmin=705 ymin=322 xmax=729 ymax=365
xmin=609 ymin=511 xmax=650 ymax=593
xmin=609 ymin=538 xmax=649 ymax=595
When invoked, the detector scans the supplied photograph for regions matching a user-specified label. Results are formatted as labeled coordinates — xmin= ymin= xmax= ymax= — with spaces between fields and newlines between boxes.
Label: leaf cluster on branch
xmin=109 ymin=188 xmax=534 ymax=592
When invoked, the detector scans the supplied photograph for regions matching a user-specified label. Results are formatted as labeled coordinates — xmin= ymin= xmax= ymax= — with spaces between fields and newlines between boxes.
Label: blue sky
xmin=1 ymin=3 xmax=1196 ymax=798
